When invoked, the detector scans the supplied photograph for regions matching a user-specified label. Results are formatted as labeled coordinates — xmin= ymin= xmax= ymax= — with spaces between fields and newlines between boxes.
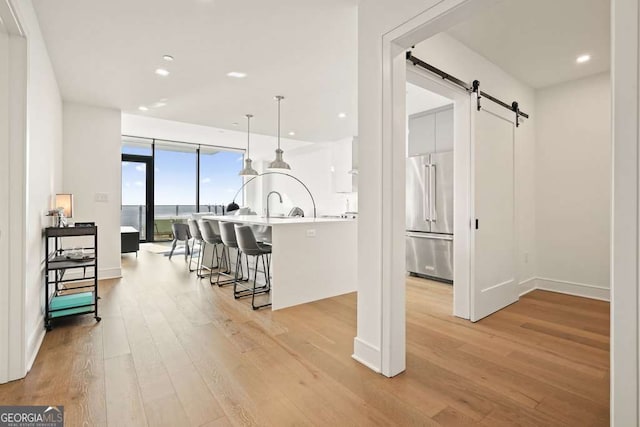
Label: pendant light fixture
xmin=268 ymin=95 xmax=291 ymax=170
xmin=239 ymin=114 xmax=258 ymax=176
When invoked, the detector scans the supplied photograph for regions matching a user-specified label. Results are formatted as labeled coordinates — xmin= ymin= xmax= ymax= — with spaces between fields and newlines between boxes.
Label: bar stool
xmin=218 ymin=221 xmax=252 ymax=295
xmin=187 ymin=219 xmax=204 ymax=275
xmin=169 ymin=222 xmax=191 ymax=261
xmin=198 ymin=219 xmax=224 ymax=281
xmin=235 ymin=225 xmax=272 ymax=310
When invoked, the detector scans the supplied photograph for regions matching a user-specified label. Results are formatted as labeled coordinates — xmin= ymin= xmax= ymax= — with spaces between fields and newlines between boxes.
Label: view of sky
xmin=121 ymin=144 xmax=244 ymax=206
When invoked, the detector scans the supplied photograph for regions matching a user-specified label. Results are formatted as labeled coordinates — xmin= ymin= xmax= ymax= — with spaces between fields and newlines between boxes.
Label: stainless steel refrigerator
xmin=406 ymin=151 xmax=454 ymax=282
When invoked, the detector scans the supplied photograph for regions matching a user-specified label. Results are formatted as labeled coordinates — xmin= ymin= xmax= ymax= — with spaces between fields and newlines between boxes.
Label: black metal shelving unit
xmin=44 ymin=226 xmax=101 ymax=331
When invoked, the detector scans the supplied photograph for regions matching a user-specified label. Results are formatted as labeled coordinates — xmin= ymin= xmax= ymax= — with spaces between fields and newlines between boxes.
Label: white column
xmin=611 ymin=0 xmax=639 ymax=424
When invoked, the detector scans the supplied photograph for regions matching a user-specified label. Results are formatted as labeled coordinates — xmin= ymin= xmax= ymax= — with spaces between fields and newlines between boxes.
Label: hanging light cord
xmin=246 ymin=114 xmax=251 ymax=157
xmin=277 ymin=97 xmax=281 ymax=150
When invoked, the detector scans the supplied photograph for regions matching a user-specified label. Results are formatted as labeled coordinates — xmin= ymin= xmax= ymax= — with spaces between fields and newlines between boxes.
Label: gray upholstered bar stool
xmin=187 ymin=219 xmax=204 ymax=275
xmin=198 ymin=219 xmax=224 ymax=281
xmin=235 ymin=225 xmax=272 ymax=310
xmin=218 ymin=221 xmax=252 ymax=295
xmin=169 ymin=222 xmax=191 ymax=261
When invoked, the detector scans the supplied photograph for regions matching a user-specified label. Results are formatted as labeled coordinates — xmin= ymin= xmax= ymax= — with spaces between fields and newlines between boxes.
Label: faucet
xmin=266 ymin=191 xmax=283 ymax=218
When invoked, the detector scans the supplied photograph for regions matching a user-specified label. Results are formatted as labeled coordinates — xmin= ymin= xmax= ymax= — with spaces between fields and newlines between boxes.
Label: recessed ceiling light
xmin=163 ymin=55 xmax=174 ymax=62
xmin=226 ymin=71 xmax=247 ymax=79
xmin=576 ymin=54 xmax=591 ymax=64
xmin=138 ymin=106 xmax=149 ymax=111
xmin=232 ymin=122 xmax=239 ymax=126
xmin=155 ymin=68 xmax=170 ymax=76
xmin=288 ymin=131 xmax=296 ymax=136
xmin=151 ymin=102 xmax=166 ymax=108
xmin=338 ymin=112 xmax=347 ymax=119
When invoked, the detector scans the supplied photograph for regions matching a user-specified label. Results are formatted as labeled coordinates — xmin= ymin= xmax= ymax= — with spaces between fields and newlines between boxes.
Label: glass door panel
xmin=121 ymin=157 xmax=152 ymax=241
xmin=199 ymin=147 xmax=244 ymax=213
xmin=154 ymin=141 xmax=197 ymax=241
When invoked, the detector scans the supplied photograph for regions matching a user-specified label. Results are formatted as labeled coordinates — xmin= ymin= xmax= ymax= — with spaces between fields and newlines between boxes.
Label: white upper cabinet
xmin=435 ymin=107 xmax=454 ymax=152
xmin=332 ymin=136 xmax=358 ymax=193
xmin=407 ymin=105 xmax=453 ymax=155
xmin=408 ymin=113 xmax=435 ymax=156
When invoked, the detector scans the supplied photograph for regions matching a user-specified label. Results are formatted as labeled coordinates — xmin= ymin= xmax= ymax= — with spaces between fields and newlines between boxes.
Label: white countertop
xmin=202 ymin=215 xmax=355 ymax=226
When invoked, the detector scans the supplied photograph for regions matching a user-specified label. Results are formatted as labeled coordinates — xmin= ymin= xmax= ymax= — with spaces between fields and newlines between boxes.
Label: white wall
xmin=122 ymin=114 xmax=310 ymax=161
xmin=611 ymin=0 xmax=639 ymax=422
xmin=11 ymin=0 xmax=64 ymax=374
xmin=63 ymin=103 xmax=122 ymax=279
xmin=250 ymin=140 xmax=357 ymax=217
xmin=535 ymin=73 xmax=611 ymax=299
xmin=0 ymin=18 xmax=10 ymax=385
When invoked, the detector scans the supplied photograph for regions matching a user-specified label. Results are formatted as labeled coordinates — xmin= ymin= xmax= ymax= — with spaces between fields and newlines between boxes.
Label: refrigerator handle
xmin=430 ymin=163 xmax=437 ymax=222
xmin=424 ymin=164 xmax=431 ymax=222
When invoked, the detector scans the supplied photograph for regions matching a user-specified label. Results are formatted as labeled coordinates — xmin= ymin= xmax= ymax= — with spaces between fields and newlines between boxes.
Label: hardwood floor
xmin=0 ymin=251 xmax=609 ymax=426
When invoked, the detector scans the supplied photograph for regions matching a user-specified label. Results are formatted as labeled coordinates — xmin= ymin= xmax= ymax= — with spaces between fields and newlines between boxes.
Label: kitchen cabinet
xmin=408 ymin=113 xmax=435 ymax=156
xmin=408 ymin=105 xmax=453 ymax=155
xmin=332 ymin=136 xmax=358 ymax=193
xmin=435 ymin=107 xmax=454 ymax=152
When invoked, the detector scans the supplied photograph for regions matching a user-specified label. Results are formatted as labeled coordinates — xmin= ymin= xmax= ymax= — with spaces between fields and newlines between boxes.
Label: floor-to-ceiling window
xmin=199 ymin=146 xmax=244 ymax=213
xmin=120 ymin=136 xmax=244 ymax=242
xmin=153 ymin=140 xmax=198 ymax=241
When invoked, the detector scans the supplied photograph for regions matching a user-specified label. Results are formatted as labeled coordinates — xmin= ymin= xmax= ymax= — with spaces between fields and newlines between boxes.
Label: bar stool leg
xmin=212 ymin=245 xmax=226 ymax=285
xmin=252 ymin=254 xmax=272 ymax=310
xmin=197 ymin=241 xmax=206 ymax=277
xmin=233 ymin=249 xmax=247 ymax=299
xmin=233 ymin=251 xmax=268 ymax=299
xmin=212 ymin=245 xmax=238 ymax=287
xmin=189 ymin=238 xmax=200 ymax=273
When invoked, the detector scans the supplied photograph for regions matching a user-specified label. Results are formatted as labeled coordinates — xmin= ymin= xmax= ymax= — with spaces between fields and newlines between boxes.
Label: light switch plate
xmin=95 ymin=192 xmax=109 ymax=203
xmin=306 ymin=229 xmax=316 ymax=238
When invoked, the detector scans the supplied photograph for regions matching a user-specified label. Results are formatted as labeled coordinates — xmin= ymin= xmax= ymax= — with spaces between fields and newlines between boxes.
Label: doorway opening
xmin=383 ymin=0 xmax=612 ymax=420
xmin=380 ymin=0 xmax=611 ymax=379
xmin=404 ymin=77 xmax=456 ymax=316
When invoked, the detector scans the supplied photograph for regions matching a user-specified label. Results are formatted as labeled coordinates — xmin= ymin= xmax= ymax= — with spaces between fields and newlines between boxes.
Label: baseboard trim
xmin=62 ymin=267 xmax=122 ymax=282
xmin=26 ymin=318 xmax=45 ymax=373
xmin=519 ymin=277 xmax=610 ymax=301
xmin=352 ymin=337 xmax=381 ymax=373
xmin=98 ymin=267 xmax=122 ymax=280
xmin=536 ymin=277 xmax=610 ymax=301
xmin=519 ymin=277 xmax=537 ymax=297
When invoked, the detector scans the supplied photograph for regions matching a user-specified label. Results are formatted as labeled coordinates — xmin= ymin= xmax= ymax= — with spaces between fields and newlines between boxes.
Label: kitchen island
xmin=202 ymin=215 xmax=357 ymax=310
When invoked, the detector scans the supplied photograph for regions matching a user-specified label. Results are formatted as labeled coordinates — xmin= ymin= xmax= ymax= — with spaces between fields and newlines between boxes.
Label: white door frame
xmin=377 ymin=0 xmax=500 ymax=377
xmin=0 ymin=0 xmax=27 ymax=384
xmin=406 ymin=67 xmax=471 ymax=319
xmin=377 ymin=0 xmax=633 ymax=423
xmin=611 ymin=0 xmax=639 ymax=424
xmin=0 ymin=6 xmax=10 ymax=386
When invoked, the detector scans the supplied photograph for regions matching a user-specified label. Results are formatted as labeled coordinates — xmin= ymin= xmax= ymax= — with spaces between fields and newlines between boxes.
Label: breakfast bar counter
xmin=203 ymin=215 xmax=357 ymax=310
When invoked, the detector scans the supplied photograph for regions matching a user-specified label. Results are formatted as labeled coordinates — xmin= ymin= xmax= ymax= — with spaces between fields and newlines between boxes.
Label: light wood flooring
xmin=0 ymin=250 xmax=610 ymax=426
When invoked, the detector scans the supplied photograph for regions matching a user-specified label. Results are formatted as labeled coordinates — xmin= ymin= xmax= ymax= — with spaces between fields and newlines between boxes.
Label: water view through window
xmin=200 ymin=147 xmax=245 ymax=211
xmin=120 ymin=136 xmax=244 ymax=242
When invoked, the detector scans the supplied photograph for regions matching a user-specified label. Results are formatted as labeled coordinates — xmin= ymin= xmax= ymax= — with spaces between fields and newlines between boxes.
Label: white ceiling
xmin=32 ymin=0 xmax=357 ymax=142
xmin=446 ymin=0 xmax=610 ymax=89
xmin=406 ymin=82 xmax=452 ymax=116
